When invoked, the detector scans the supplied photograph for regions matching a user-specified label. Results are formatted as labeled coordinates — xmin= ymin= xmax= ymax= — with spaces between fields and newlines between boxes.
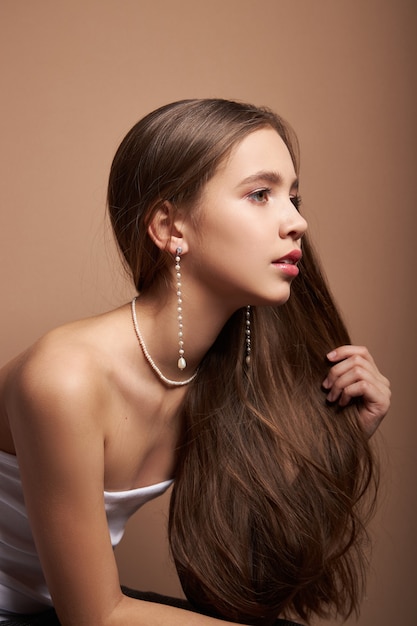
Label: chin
xmin=253 ymin=289 xmax=292 ymax=308
xmin=274 ymin=294 xmax=291 ymax=307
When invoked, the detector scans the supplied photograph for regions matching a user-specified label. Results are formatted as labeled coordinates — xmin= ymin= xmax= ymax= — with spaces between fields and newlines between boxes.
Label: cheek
xmin=197 ymin=217 xmax=241 ymax=253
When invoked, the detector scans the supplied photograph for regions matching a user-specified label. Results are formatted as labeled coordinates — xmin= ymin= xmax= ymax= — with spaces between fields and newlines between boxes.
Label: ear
xmin=147 ymin=201 xmax=189 ymax=256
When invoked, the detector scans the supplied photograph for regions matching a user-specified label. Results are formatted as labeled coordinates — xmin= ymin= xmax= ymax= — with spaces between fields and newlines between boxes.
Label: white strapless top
xmin=0 ymin=449 xmax=173 ymax=615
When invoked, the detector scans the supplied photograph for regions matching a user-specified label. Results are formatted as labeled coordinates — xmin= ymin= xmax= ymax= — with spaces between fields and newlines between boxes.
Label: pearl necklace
xmin=131 ymin=297 xmax=198 ymax=388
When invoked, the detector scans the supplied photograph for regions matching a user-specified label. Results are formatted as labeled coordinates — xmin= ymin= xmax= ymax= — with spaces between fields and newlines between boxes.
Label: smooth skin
xmin=0 ymin=129 xmax=390 ymax=626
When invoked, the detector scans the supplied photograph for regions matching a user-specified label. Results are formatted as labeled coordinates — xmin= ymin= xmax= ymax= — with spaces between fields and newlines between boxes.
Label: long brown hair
xmin=108 ymin=99 xmax=378 ymax=625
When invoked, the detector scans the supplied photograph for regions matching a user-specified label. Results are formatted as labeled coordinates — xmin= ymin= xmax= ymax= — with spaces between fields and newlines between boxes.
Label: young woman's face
xmin=185 ymin=127 xmax=308 ymax=309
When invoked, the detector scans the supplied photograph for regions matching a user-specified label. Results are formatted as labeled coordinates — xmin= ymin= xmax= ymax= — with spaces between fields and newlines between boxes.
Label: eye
xmin=290 ymin=194 xmax=302 ymax=211
xmin=248 ymin=188 xmax=272 ymax=204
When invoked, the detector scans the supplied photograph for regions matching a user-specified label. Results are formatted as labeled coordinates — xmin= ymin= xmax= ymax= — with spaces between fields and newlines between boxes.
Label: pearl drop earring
xmin=175 ymin=247 xmax=187 ymax=370
xmin=245 ymin=305 xmax=251 ymax=365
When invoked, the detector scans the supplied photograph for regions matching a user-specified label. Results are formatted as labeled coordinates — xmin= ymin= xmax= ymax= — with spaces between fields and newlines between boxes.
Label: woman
xmin=0 ymin=99 xmax=390 ymax=626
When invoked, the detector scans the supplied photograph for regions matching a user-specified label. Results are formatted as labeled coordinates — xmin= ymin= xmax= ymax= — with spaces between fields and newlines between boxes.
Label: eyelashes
xmin=247 ymin=188 xmax=272 ymax=203
xmin=248 ymin=188 xmax=302 ymax=211
xmin=291 ymin=194 xmax=302 ymax=211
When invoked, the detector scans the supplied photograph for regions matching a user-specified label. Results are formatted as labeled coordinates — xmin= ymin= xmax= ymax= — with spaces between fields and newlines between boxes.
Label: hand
xmin=322 ymin=345 xmax=391 ymax=437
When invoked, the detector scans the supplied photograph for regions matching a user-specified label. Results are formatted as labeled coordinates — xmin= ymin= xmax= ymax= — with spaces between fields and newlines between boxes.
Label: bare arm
xmin=6 ymin=343 xmax=244 ymax=626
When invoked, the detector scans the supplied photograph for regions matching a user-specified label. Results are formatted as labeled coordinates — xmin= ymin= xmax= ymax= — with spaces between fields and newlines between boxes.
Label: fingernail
xmin=322 ymin=378 xmax=329 ymax=389
xmin=327 ymin=351 xmax=337 ymax=359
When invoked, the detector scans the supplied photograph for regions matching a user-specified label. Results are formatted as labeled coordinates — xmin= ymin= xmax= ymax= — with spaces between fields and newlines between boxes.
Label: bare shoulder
xmin=1 ymin=303 xmax=177 ymax=489
xmin=9 ymin=323 xmax=108 ymax=409
xmin=3 ymin=306 xmax=131 ymax=444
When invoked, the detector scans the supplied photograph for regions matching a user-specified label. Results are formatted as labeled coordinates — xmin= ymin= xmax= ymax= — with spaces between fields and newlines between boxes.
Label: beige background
xmin=1 ymin=1 xmax=415 ymax=624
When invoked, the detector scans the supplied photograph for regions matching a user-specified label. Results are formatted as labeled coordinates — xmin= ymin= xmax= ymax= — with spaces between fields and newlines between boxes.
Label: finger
xmin=325 ymin=365 xmax=385 ymax=403
xmin=337 ymin=380 xmax=380 ymax=407
xmin=323 ymin=354 xmax=379 ymax=390
xmin=328 ymin=375 xmax=390 ymax=418
xmin=326 ymin=345 xmax=376 ymax=366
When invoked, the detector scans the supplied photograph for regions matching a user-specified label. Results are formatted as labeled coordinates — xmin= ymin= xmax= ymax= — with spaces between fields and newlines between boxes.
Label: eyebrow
xmin=238 ymin=170 xmax=299 ymax=190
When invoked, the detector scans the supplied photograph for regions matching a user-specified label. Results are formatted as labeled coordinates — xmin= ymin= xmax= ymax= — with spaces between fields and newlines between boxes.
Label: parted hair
xmin=108 ymin=99 xmax=378 ymax=625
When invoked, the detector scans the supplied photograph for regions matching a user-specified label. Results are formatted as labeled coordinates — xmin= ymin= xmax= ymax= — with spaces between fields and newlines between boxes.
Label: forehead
xmin=216 ymin=128 xmax=296 ymax=183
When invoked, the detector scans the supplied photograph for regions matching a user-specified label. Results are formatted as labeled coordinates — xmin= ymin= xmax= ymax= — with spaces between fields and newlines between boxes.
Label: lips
xmin=274 ymin=249 xmax=302 ymax=264
xmin=272 ymin=249 xmax=302 ymax=278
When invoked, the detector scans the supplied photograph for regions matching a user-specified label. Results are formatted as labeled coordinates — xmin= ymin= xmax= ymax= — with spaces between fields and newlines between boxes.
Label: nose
xmin=280 ymin=201 xmax=308 ymax=241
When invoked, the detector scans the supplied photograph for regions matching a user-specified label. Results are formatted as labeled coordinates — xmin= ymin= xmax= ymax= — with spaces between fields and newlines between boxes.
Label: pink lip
xmin=274 ymin=249 xmax=302 ymax=264
xmin=272 ymin=249 xmax=302 ymax=277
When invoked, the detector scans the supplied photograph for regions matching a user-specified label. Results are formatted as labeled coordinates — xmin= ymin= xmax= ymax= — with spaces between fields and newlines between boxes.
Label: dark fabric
xmin=0 ymin=587 xmax=304 ymax=625
xmin=122 ymin=587 xmax=304 ymax=625
xmin=0 ymin=610 xmax=59 ymax=626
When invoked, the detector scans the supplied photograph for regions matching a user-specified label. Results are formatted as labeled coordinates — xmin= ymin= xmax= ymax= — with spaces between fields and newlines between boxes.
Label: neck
xmin=133 ymin=287 xmax=236 ymax=383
